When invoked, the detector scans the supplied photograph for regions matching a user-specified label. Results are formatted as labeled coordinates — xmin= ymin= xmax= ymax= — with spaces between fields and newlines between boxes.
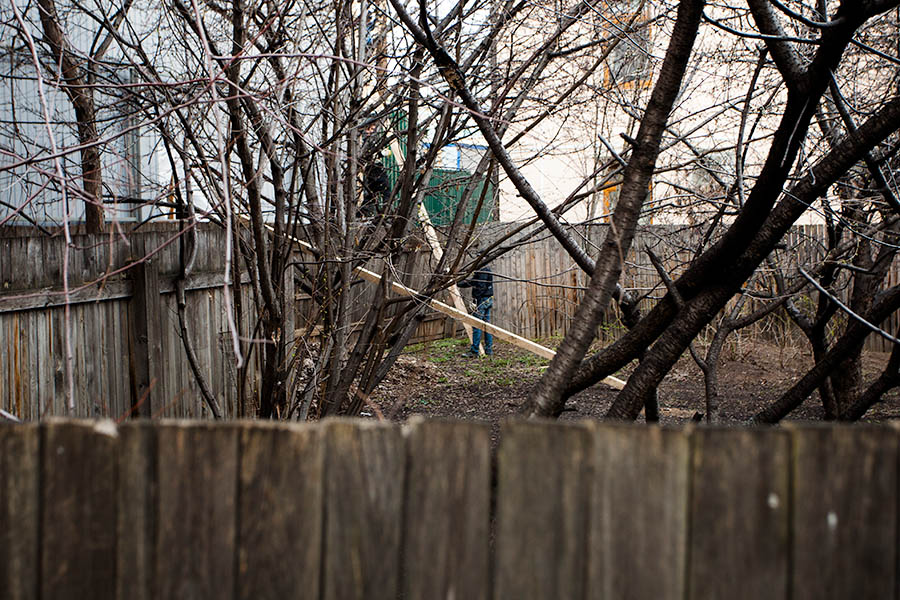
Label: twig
xmin=798 ymin=267 xmax=900 ymax=345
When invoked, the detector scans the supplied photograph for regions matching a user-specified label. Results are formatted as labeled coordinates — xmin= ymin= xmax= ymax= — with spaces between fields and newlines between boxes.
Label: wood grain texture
xmin=41 ymin=419 xmax=119 ymax=600
xmin=494 ymin=420 xmax=592 ymax=600
xmin=790 ymin=425 xmax=898 ymax=600
xmin=589 ymin=424 xmax=690 ymax=600
xmin=116 ymin=422 xmax=156 ymax=600
xmin=0 ymin=424 xmax=39 ymax=600
xmin=155 ymin=422 xmax=238 ymax=599
xmin=237 ymin=422 xmax=323 ymax=600
xmin=688 ymin=428 xmax=790 ymax=600
xmin=403 ymin=418 xmax=491 ymax=600
xmin=0 ymin=225 xmax=253 ymax=418
xmin=322 ymin=420 xmax=405 ymax=600
xmin=129 ymin=257 xmax=161 ymax=418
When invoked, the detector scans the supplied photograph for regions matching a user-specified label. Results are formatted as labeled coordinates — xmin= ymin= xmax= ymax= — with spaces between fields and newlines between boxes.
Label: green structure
xmin=381 ymin=112 xmax=495 ymax=227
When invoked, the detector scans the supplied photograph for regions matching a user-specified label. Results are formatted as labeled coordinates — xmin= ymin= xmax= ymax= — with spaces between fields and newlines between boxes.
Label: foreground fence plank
xmin=0 ymin=424 xmax=39 ymax=600
xmin=41 ymin=420 xmax=118 ymax=600
xmin=238 ymin=423 xmax=323 ymax=600
xmin=404 ymin=419 xmax=491 ymax=600
xmin=495 ymin=420 xmax=592 ymax=600
xmin=688 ymin=429 xmax=790 ymax=600
xmin=791 ymin=426 xmax=898 ymax=600
xmin=6 ymin=418 xmax=900 ymax=600
xmin=323 ymin=420 xmax=405 ymax=600
xmin=155 ymin=423 xmax=238 ymax=599
xmin=589 ymin=425 xmax=690 ymax=600
xmin=116 ymin=423 xmax=156 ymax=600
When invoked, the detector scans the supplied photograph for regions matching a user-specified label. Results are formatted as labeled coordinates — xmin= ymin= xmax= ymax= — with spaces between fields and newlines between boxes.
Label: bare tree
xmin=8 ymin=0 xmax=900 ymax=423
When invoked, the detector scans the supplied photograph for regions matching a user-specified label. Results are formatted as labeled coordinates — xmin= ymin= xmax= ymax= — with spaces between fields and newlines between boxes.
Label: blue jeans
xmin=471 ymin=297 xmax=493 ymax=355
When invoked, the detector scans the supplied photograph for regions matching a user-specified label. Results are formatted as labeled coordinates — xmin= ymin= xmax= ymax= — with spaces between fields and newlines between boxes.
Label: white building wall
xmin=0 ymin=2 xmax=160 ymax=228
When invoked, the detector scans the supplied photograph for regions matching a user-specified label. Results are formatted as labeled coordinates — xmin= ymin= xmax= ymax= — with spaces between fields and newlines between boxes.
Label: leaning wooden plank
xmin=0 ymin=424 xmax=39 ymax=600
xmin=494 ymin=420 xmax=592 ymax=600
xmin=588 ymin=424 xmax=690 ymax=600
xmin=403 ymin=418 xmax=491 ymax=600
xmin=322 ymin=420 xmax=405 ymax=600
xmin=416 ymin=201 xmax=474 ymax=344
xmin=41 ymin=419 xmax=118 ymax=600
xmin=272 ymin=224 xmax=626 ymax=390
xmin=237 ymin=422 xmax=323 ymax=600
xmin=790 ymin=425 xmax=897 ymax=600
xmin=354 ymin=265 xmax=553 ymax=355
xmin=688 ymin=428 xmax=790 ymax=600
xmin=155 ymin=422 xmax=238 ymax=599
xmin=116 ymin=422 xmax=156 ymax=600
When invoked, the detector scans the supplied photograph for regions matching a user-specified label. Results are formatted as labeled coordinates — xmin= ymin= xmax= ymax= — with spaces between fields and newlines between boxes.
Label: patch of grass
xmin=512 ymin=353 xmax=549 ymax=368
xmin=405 ymin=341 xmax=426 ymax=354
xmin=416 ymin=337 xmax=469 ymax=364
xmin=483 ymin=357 xmax=512 ymax=369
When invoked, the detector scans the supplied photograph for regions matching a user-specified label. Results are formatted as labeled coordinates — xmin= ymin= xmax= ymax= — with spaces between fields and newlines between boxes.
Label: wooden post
xmin=129 ymin=253 xmax=162 ymax=418
xmin=322 ymin=420 xmax=404 ymax=600
xmin=116 ymin=422 xmax=156 ymax=600
xmin=404 ymin=419 xmax=491 ymax=599
xmin=790 ymin=425 xmax=898 ymax=600
xmin=155 ymin=423 xmax=238 ymax=598
xmin=688 ymin=428 xmax=790 ymax=600
xmin=238 ymin=423 xmax=323 ymax=600
xmin=589 ymin=424 xmax=689 ymax=600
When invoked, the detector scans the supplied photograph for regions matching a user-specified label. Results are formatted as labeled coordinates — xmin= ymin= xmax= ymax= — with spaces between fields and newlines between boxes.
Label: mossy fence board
xmin=1 ymin=419 xmax=898 ymax=599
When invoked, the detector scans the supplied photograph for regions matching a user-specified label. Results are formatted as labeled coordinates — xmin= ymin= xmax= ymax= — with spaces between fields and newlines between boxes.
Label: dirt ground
xmin=367 ymin=336 xmax=900 ymax=425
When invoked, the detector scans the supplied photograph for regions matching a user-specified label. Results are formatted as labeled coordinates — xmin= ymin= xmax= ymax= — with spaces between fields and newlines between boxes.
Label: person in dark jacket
xmin=358 ymin=117 xmax=391 ymax=218
xmin=459 ymin=264 xmax=494 ymax=357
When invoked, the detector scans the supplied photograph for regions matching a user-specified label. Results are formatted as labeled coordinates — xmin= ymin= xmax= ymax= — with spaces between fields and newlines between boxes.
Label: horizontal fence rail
xmin=1 ymin=419 xmax=897 ymax=600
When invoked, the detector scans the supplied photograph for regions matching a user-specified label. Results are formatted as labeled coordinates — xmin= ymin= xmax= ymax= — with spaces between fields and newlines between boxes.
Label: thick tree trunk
xmin=524 ymin=0 xmax=707 ymax=417
xmin=842 ymin=336 xmax=900 ymax=421
xmin=37 ymin=0 xmax=104 ymax=232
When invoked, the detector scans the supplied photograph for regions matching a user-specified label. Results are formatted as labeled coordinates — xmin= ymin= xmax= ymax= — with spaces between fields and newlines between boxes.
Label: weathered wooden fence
xmin=2 ymin=221 xmax=897 ymax=420
xmin=0 ymin=225 xmax=445 ymax=420
xmin=1 ymin=418 xmax=896 ymax=600
xmin=483 ymin=222 xmax=900 ymax=352
xmin=0 ymin=224 xmax=263 ymax=420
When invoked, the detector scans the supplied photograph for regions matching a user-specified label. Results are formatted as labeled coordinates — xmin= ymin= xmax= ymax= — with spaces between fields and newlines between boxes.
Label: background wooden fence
xmin=0 ymin=224 xmax=262 ymax=420
xmin=0 ymin=224 xmax=451 ymax=420
xmin=1 ymin=418 xmax=896 ymax=599
xmin=481 ymin=222 xmax=900 ymax=352
xmin=2 ymin=221 xmax=897 ymax=420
